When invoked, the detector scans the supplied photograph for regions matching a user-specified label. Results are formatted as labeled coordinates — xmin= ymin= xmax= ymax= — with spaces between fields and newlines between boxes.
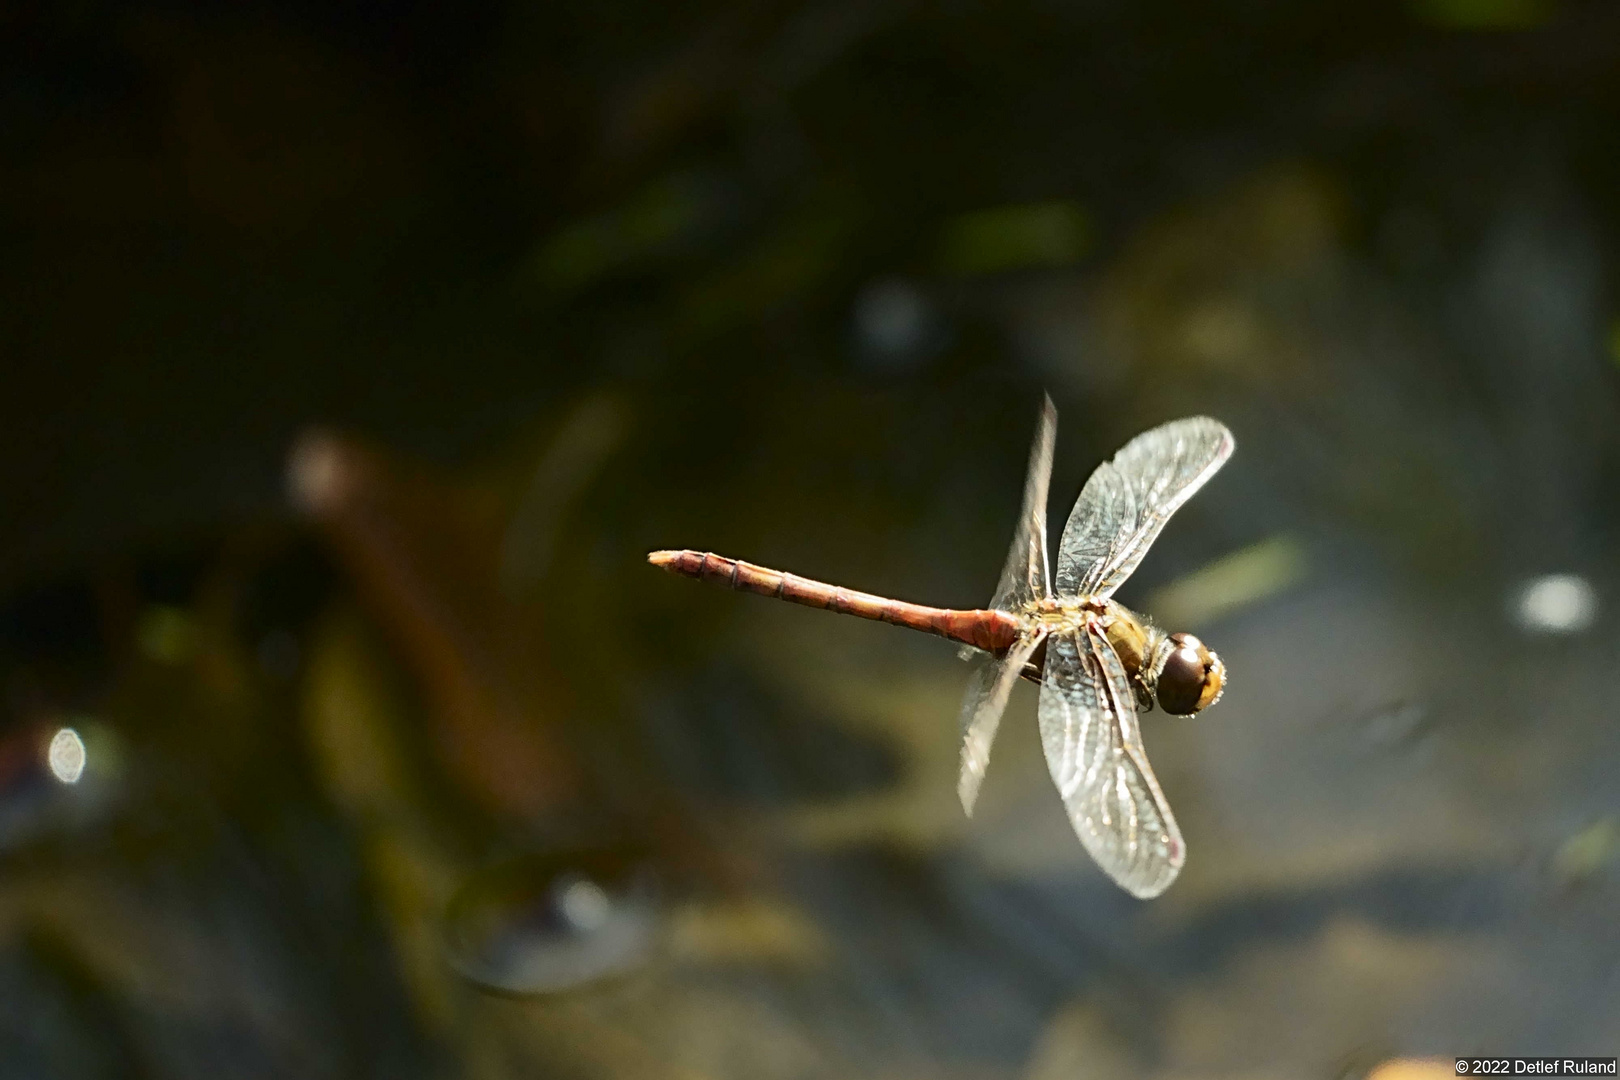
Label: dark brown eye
xmin=1155 ymin=633 xmax=1225 ymax=715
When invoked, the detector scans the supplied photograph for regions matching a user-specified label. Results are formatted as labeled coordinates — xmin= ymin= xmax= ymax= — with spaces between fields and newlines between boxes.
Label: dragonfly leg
xmin=1017 ymin=634 xmax=1050 ymax=684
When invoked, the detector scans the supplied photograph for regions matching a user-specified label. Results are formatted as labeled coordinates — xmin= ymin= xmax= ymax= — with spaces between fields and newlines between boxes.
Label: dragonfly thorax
xmin=1018 ymin=597 xmax=1224 ymax=717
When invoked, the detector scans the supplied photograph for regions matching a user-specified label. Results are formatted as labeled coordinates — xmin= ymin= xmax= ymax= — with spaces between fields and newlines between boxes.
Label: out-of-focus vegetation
xmin=2 ymin=1 xmax=1619 ymax=1077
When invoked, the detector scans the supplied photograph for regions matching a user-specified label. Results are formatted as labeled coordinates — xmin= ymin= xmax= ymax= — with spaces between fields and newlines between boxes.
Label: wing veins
xmin=1054 ymin=417 xmax=1234 ymax=600
xmin=988 ymin=395 xmax=1057 ymax=613
xmin=957 ymin=629 xmax=1047 ymax=816
xmin=1037 ymin=623 xmax=1185 ymax=898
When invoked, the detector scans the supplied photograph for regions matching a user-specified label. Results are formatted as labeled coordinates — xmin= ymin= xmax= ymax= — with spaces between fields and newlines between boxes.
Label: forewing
xmin=988 ymin=395 xmax=1057 ymax=612
xmin=1054 ymin=416 xmax=1233 ymax=599
xmin=1036 ymin=624 xmax=1184 ymax=898
xmin=957 ymin=629 xmax=1047 ymax=816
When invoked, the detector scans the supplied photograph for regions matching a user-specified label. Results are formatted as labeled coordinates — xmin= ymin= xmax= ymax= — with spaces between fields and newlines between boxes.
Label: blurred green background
xmin=1 ymin=1 xmax=1618 ymax=1077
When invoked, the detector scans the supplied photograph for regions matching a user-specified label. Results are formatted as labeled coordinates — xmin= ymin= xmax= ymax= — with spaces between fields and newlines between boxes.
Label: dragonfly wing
xmin=957 ymin=628 xmax=1047 ymax=816
xmin=1037 ymin=623 xmax=1184 ymax=898
xmin=988 ymin=395 xmax=1057 ymax=613
xmin=1054 ymin=416 xmax=1234 ymax=599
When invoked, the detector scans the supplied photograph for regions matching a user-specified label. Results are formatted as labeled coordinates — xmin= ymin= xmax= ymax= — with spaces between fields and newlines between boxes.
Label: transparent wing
xmin=957 ymin=629 xmax=1047 ymax=817
xmin=1054 ymin=416 xmax=1234 ymax=599
xmin=1037 ymin=623 xmax=1184 ymax=898
xmin=989 ymin=394 xmax=1057 ymax=612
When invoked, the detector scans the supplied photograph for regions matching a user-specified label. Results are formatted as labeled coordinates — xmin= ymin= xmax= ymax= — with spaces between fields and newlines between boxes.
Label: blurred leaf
xmin=1409 ymin=0 xmax=1558 ymax=30
xmin=291 ymin=431 xmax=588 ymax=822
xmin=1553 ymin=816 xmax=1620 ymax=884
xmin=303 ymin=607 xmax=422 ymax=822
xmin=500 ymin=393 xmax=632 ymax=596
xmin=1147 ymin=534 xmax=1308 ymax=628
xmin=523 ymin=172 xmax=717 ymax=296
xmin=671 ymin=187 xmax=859 ymax=344
xmin=135 ymin=605 xmax=196 ymax=665
xmin=665 ymin=897 xmax=829 ymax=967
xmin=937 ymin=200 xmax=1089 ymax=276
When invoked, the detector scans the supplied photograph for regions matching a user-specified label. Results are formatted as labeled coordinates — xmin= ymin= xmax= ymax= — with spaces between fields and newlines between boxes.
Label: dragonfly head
xmin=1152 ymin=632 xmax=1225 ymax=716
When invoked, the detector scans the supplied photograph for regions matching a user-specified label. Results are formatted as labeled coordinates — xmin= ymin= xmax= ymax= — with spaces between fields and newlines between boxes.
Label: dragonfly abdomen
xmin=649 ymin=549 xmax=1022 ymax=654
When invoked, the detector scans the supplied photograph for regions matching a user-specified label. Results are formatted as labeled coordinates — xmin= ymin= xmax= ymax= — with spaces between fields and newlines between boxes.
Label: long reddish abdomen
xmin=648 ymin=549 xmax=1024 ymax=655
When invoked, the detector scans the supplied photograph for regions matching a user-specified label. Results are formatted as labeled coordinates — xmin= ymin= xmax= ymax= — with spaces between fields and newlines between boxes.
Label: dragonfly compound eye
xmin=1155 ymin=633 xmax=1225 ymax=716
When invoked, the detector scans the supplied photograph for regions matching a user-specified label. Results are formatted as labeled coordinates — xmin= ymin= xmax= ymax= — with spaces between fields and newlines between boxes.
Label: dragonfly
xmin=649 ymin=397 xmax=1234 ymax=898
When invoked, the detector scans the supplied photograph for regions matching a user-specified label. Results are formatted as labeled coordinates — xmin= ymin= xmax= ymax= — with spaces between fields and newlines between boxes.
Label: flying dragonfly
xmin=649 ymin=398 xmax=1234 ymax=898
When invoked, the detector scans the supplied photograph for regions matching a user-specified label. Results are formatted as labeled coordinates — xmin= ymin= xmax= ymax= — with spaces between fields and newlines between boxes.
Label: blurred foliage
xmin=937 ymin=201 xmax=1091 ymax=277
xmin=0 ymin=0 xmax=1619 ymax=1077
xmin=1410 ymin=0 xmax=1560 ymax=30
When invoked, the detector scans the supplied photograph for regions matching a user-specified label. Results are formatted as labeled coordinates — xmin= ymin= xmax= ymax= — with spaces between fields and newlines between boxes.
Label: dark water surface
xmin=0 ymin=2 xmax=1617 ymax=1077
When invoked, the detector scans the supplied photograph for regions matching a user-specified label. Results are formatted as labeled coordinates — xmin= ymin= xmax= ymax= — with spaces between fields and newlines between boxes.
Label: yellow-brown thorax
xmin=1019 ymin=596 xmax=1224 ymax=716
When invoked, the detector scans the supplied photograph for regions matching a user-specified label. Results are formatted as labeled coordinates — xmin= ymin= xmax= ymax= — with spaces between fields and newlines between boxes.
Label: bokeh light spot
xmin=557 ymin=875 xmax=612 ymax=932
xmin=1514 ymin=573 xmax=1597 ymax=634
xmin=47 ymin=727 xmax=86 ymax=785
xmin=852 ymin=278 xmax=937 ymax=371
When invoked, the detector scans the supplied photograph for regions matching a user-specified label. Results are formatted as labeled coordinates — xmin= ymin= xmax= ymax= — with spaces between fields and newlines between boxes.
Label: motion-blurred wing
xmin=989 ymin=395 xmax=1057 ymax=612
xmin=958 ymin=629 xmax=1047 ymax=816
xmin=1054 ymin=417 xmax=1233 ymax=599
xmin=1036 ymin=624 xmax=1184 ymax=898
